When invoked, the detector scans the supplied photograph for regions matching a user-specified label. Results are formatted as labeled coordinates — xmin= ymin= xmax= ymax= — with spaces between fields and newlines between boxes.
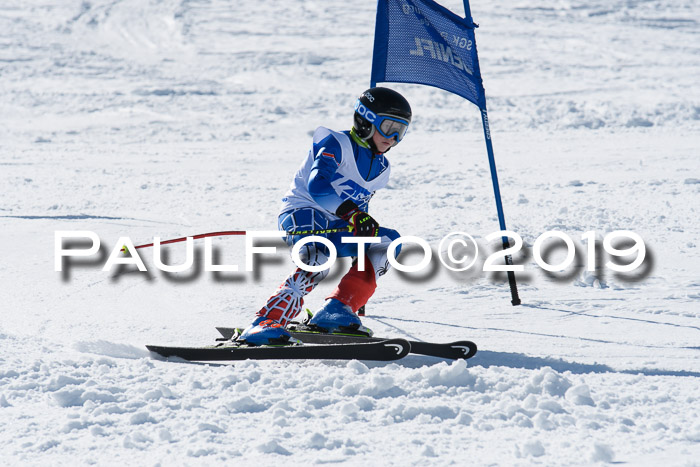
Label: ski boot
xmin=307 ymin=299 xmax=373 ymax=337
xmin=237 ymin=317 xmax=300 ymax=346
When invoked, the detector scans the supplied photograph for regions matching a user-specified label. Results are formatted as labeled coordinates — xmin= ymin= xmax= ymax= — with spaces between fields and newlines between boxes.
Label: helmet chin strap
xmin=367 ymin=133 xmax=381 ymax=153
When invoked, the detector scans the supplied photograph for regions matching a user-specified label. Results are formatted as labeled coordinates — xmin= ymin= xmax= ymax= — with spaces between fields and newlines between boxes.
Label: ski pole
xmin=122 ymin=227 xmax=352 ymax=252
xmin=287 ymin=227 xmax=352 ymax=236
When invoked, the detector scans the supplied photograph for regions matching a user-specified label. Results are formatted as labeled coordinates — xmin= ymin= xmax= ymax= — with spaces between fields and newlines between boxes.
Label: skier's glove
xmin=336 ymin=200 xmax=379 ymax=237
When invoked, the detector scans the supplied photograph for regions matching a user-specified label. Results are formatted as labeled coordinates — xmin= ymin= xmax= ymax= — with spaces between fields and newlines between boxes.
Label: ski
xmin=215 ymin=326 xmax=477 ymax=360
xmin=146 ymin=338 xmax=410 ymax=362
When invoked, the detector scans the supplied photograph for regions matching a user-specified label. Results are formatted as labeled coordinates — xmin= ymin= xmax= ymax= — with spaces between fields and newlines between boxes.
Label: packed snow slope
xmin=1 ymin=0 xmax=699 ymax=465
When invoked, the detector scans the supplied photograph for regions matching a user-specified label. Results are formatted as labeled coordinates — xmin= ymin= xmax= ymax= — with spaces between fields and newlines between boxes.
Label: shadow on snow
xmin=368 ymin=315 xmax=700 ymax=377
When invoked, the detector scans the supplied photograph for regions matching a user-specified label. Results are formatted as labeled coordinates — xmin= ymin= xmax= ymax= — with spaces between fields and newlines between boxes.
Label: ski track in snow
xmin=1 ymin=0 xmax=699 ymax=464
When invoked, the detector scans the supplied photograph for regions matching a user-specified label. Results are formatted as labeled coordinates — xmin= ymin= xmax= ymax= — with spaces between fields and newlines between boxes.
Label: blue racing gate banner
xmin=371 ymin=0 xmax=486 ymax=109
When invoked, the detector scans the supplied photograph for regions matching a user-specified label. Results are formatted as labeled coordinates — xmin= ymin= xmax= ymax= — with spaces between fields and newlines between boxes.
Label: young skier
xmin=238 ymin=87 xmax=412 ymax=346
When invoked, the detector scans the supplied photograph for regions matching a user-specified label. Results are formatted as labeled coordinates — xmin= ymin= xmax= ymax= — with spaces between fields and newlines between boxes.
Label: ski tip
xmin=449 ymin=341 xmax=478 ymax=359
xmin=145 ymin=345 xmax=170 ymax=359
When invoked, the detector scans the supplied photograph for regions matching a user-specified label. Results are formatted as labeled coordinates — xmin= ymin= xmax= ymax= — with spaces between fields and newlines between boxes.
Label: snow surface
xmin=1 ymin=0 xmax=699 ymax=465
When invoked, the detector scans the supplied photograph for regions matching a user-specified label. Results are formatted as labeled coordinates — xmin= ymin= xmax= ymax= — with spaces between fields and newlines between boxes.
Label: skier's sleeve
xmin=307 ymin=135 xmax=346 ymax=213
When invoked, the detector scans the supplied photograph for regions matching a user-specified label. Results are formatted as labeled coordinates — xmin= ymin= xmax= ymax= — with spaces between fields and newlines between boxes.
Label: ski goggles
xmin=374 ymin=114 xmax=410 ymax=142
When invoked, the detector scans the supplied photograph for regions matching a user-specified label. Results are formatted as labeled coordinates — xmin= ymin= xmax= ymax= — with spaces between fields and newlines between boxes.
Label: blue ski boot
xmin=307 ymin=299 xmax=373 ymax=336
xmin=237 ymin=317 xmax=300 ymax=346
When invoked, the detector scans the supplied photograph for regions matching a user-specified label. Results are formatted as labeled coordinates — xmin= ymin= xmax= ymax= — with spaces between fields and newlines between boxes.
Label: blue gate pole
xmin=464 ymin=0 xmax=521 ymax=305
xmin=480 ymin=105 xmax=522 ymax=305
